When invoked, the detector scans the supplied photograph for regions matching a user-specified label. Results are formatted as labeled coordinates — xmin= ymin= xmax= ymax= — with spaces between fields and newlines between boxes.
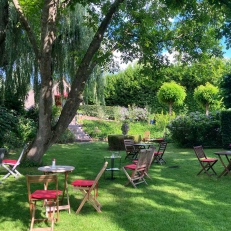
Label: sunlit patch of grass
xmin=0 ymin=142 xmax=230 ymax=231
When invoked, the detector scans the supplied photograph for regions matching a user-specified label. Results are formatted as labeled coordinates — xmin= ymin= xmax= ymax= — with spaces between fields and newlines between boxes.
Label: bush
xmin=220 ymin=110 xmax=231 ymax=149
xmin=56 ymin=128 xmax=76 ymax=143
xmin=108 ymin=135 xmax=142 ymax=150
xmin=167 ymin=111 xmax=222 ymax=148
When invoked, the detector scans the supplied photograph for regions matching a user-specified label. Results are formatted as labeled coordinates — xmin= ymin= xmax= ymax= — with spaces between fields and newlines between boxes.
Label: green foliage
xmin=0 ymin=106 xmax=36 ymax=148
xmin=82 ymin=118 xmax=166 ymax=140
xmin=104 ymin=64 xmax=161 ymax=111
xmin=79 ymin=105 xmax=115 ymax=119
xmin=157 ymin=81 xmax=186 ymax=115
xmin=25 ymin=106 xmax=39 ymax=124
xmin=108 ymin=134 xmax=141 ymax=150
xmin=56 ymin=128 xmax=76 ymax=144
xmin=157 ymin=81 xmax=186 ymax=106
xmin=0 ymin=106 xmax=18 ymax=147
xmin=220 ymin=74 xmax=231 ymax=109
xmin=167 ymin=111 xmax=222 ymax=148
xmin=194 ymin=82 xmax=222 ymax=113
xmin=3 ymin=115 xmax=36 ymax=149
xmin=220 ymin=110 xmax=231 ymax=149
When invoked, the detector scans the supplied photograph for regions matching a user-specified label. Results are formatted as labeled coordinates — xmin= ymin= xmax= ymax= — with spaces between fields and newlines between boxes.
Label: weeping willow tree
xmin=0 ymin=0 xmax=34 ymax=110
xmin=1 ymin=0 xmax=229 ymax=162
xmin=0 ymin=1 xmax=104 ymax=109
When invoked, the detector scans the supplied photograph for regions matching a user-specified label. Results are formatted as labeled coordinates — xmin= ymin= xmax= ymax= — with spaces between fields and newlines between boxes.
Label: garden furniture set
xmin=193 ymin=145 xmax=231 ymax=178
xmin=0 ymin=136 xmax=169 ymax=229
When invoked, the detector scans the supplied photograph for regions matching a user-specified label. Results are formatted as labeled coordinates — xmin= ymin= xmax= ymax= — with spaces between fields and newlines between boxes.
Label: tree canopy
xmin=1 ymin=0 xmax=231 ymax=162
xmin=157 ymin=81 xmax=186 ymax=115
xmin=194 ymin=82 xmax=221 ymax=115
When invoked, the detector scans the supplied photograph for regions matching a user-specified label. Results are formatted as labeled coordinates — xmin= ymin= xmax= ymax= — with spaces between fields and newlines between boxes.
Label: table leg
xmin=111 ymin=158 xmax=114 ymax=179
xmin=217 ymin=155 xmax=231 ymax=178
xmin=59 ymin=172 xmax=71 ymax=213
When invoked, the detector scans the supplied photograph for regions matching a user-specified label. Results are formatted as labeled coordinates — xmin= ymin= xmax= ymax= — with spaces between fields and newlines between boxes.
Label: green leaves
xmin=157 ymin=81 xmax=186 ymax=115
xmin=193 ymin=82 xmax=222 ymax=114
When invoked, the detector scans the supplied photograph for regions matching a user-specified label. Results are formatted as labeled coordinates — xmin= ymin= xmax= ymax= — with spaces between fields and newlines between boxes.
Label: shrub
xmin=167 ymin=111 xmax=222 ymax=148
xmin=108 ymin=135 xmax=141 ymax=150
xmin=220 ymin=110 xmax=231 ymax=149
xmin=56 ymin=128 xmax=76 ymax=143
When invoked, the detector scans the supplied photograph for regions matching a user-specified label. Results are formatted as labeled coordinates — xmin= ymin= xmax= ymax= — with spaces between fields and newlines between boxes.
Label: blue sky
xmin=223 ymin=48 xmax=231 ymax=58
xmin=221 ymin=38 xmax=231 ymax=58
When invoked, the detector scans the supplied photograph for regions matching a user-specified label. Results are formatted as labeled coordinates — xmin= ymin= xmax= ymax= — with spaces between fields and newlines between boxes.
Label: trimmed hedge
xmin=108 ymin=134 xmax=142 ymax=150
xmin=220 ymin=110 xmax=231 ymax=149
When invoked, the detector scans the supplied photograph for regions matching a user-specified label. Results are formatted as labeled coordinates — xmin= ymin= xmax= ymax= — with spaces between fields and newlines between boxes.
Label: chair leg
xmin=75 ymin=190 xmax=89 ymax=214
xmin=198 ymin=162 xmax=217 ymax=176
xmin=30 ymin=203 xmax=36 ymax=231
xmin=1 ymin=165 xmax=18 ymax=179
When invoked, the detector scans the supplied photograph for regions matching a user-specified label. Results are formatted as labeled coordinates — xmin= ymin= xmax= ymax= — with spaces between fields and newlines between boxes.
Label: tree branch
xmin=75 ymin=0 xmax=125 ymax=82
xmin=12 ymin=0 xmax=40 ymax=60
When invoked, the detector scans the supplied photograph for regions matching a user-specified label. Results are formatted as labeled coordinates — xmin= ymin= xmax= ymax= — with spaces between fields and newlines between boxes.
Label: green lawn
xmin=0 ymin=142 xmax=230 ymax=231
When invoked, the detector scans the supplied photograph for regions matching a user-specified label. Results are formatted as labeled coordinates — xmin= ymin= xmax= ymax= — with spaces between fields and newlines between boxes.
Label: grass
xmin=0 ymin=142 xmax=230 ymax=231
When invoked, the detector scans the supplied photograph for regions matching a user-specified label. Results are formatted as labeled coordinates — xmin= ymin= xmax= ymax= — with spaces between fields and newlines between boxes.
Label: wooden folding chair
xmin=123 ymin=148 xmax=154 ymax=188
xmin=124 ymin=139 xmax=139 ymax=159
xmin=193 ymin=145 xmax=218 ymax=176
xmin=1 ymin=144 xmax=28 ymax=179
xmin=153 ymin=142 xmax=167 ymax=165
xmin=26 ymin=174 xmax=61 ymax=231
xmin=71 ymin=162 xmax=108 ymax=214
xmin=132 ymin=146 xmax=155 ymax=179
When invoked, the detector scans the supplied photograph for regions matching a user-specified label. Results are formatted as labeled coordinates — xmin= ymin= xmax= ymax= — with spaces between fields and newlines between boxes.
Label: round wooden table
xmin=38 ymin=165 xmax=75 ymax=213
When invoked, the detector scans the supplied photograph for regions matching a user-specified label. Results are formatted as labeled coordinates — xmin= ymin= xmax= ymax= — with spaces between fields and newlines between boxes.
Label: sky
xmin=223 ymin=48 xmax=231 ymax=59
xmin=221 ymin=38 xmax=231 ymax=59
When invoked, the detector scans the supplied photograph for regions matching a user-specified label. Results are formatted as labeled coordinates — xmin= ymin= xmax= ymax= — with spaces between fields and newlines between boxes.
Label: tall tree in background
xmin=0 ymin=0 xmax=230 ymax=162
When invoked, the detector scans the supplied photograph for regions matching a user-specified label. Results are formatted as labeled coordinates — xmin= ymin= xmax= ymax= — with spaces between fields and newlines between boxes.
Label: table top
xmin=38 ymin=165 xmax=75 ymax=173
xmin=104 ymin=155 xmax=121 ymax=159
xmin=214 ymin=151 xmax=231 ymax=155
xmin=133 ymin=143 xmax=151 ymax=146
xmin=148 ymin=138 xmax=164 ymax=142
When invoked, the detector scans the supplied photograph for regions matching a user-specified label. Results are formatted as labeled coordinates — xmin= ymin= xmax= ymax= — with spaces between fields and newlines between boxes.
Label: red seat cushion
xmin=2 ymin=159 xmax=17 ymax=164
xmin=124 ymin=164 xmax=137 ymax=170
xmin=31 ymin=190 xmax=62 ymax=199
xmin=201 ymin=158 xmax=217 ymax=162
xmin=71 ymin=179 xmax=95 ymax=187
xmin=154 ymin=152 xmax=163 ymax=155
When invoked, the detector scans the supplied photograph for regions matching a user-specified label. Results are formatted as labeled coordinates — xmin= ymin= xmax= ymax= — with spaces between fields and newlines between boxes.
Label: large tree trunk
xmin=16 ymin=0 xmax=125 ymax=162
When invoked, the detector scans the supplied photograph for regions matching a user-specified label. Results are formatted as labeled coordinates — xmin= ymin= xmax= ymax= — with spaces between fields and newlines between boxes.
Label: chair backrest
xmin=193 ymin=145 xmax=207 ymax=159
xmin=26 ymin=174 xmax=58 ymax=201
xmin=124 ymin=139 xmax=135 ymax=150
xmin=16 ymin=144 xmax=28 ymax=165
xmin=136 ymin=148 xmax=155 ymax=169
xmin=143 ymin=131 xmax=150 ymax=141
xmin=90 ymin=162 xmax=108 ymax=190
xmin=156 ymin=142 xmax=167 ymax=154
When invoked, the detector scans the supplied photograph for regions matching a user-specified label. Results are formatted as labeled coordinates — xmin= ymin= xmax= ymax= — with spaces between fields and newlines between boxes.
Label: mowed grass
xmin=0 ymin=142 xmax=230 ymax=231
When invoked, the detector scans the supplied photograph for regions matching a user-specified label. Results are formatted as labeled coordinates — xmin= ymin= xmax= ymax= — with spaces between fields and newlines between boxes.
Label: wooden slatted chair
xmin=26 ymin=174 xmax=61 ymax=231
xmin=153 ymin=142 xmax=168 ymax=165
xmin=71 ymin=162 xmax=108 ymax=214
xmin=123 ymin=148 xmax=154 ymax=188
xmin=193 ymin=145 xmax=218 ymax=176
xmin=124 ymin=139 xmax=139 ymax=160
